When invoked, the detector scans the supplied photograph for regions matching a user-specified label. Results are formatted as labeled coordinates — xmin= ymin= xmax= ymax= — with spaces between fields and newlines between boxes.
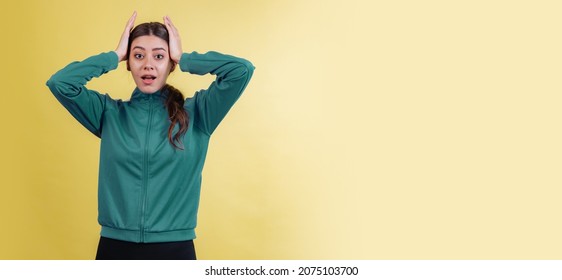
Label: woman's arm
xmin=45 ymin=12 xmax=136 ymax=137
xmin=164 ymin=16 xmax=255 ymax=135
xmin=181 ymin=51 xmax=255 ymax=135
xmin=46 ymin=52 xmax=118 ymax=137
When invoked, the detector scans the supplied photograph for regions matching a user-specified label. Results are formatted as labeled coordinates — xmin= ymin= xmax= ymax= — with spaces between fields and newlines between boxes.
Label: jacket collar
xmin=131 ymin=87 xmax=168 ymax=101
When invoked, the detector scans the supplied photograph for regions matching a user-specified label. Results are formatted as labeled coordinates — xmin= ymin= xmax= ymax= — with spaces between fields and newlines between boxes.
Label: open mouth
xmin=141 ymin=75 xmax=157 ymax=85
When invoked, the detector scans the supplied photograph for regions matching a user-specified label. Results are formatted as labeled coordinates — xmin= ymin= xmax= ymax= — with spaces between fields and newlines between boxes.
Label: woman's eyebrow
xmin=132 ymin=46 xmax=167 ymax=51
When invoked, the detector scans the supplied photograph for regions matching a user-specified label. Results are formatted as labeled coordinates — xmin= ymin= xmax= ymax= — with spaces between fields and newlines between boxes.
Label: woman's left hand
xmin=164 ymin=15 xmax=183 ymax=64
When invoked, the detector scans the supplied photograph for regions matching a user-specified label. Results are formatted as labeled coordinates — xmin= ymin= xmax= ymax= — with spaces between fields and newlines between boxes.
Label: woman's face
xmin=128 ymin=35 xmax=174 ymax=94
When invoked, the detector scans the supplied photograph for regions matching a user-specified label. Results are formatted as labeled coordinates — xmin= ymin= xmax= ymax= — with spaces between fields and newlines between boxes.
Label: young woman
xmin=46 ymin=12 xmax=254 ymax=260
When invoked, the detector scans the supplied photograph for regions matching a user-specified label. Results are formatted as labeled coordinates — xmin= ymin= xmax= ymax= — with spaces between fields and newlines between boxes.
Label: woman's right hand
xmin=115 ymin=11 xmax=137 ymax=62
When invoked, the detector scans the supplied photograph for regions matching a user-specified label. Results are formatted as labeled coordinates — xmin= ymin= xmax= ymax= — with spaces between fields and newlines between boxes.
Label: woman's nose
xmin=143 ymin=58 xmax=155 ymax=70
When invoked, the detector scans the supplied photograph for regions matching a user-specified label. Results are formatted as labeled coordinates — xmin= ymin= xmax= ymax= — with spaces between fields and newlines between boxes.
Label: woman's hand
xmin=115 ymin=11 xmax=137 ymax=62
xmin=164 ymin=15 xmax=183 ymax=64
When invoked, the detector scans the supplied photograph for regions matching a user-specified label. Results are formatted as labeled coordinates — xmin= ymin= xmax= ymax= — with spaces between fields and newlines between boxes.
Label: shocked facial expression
xmin=128 ymin=35 xmax=174 ymax=94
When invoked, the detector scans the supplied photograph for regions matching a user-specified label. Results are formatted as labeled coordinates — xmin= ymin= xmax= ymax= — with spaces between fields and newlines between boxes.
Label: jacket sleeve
xmin=179 ymin=51 xmax=255 ymax=135
xmin=46 ymin=52 xmax=119 ymax=137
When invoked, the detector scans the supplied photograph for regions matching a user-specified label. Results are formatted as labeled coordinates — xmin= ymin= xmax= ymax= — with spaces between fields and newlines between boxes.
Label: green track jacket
xmin=46 ymin=51 xmax=254 ymax=243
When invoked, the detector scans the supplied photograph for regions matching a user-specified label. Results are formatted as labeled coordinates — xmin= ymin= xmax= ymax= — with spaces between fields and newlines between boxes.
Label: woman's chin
xmin=136 ymin=84 xmax=162 ymax=94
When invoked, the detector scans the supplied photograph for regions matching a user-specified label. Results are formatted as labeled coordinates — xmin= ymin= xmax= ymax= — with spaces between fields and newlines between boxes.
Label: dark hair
xmin=127 ymin=22 xmax=189 ymax=150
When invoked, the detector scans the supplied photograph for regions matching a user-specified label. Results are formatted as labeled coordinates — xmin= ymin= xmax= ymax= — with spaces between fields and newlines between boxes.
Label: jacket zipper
xmin=140 ymin=97 xmax=154 ymax=242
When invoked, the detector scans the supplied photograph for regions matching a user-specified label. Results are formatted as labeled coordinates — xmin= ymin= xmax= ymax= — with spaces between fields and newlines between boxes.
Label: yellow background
xmin=1 ymin=0 xmax=562 ymax=259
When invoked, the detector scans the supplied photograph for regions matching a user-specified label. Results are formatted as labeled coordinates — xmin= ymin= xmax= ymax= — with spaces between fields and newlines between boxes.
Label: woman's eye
xmin=134 ymin=54 xmax=144 ymax=59
xmin=155 ymin=54 xmax=164 ymax=59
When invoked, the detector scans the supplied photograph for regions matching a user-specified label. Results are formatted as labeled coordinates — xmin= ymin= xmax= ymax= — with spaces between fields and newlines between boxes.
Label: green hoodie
xmin=46 ymin=51 xmax=254 ymax=243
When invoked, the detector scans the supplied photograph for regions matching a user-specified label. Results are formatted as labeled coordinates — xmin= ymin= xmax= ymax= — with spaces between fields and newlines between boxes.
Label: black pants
xmin=95 ymin=237 xmax=197 ymax=260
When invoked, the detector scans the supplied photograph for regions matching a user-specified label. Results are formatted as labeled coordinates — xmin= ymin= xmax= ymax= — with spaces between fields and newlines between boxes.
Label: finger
xmin=164 ymin=16 xmax=178 ymax=36
xmin=163 ymin=16 xmax=173 ymax=33
xmin=124 ymin=11 xmax=136 ymax=34
xmin=130 ymin=11 xmax=137 ymax=23
xmin=127 ymin=11 xmax=137 ymax=31
xmin=165 ymin=15 xmax=173 ymax=27
xmin=163 ymin=16 xmax=170 ymax=31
